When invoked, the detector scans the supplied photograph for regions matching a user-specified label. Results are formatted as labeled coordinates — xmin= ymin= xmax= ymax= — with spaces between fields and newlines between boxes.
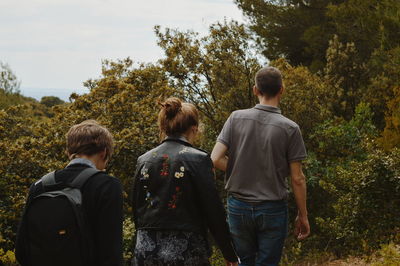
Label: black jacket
xmin=132 ymin=136 xmax=237 ymax=262
xmin=16 ymin=162 xmax=123 ymax=266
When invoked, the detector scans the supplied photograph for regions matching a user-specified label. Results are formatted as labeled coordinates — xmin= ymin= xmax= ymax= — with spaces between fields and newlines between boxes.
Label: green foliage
xmin=284 ymin=103 xmax=387 ymax=259
xmin=371 ymin=243 xmax=400 ymax=266
xmin=370 ymin=46 xmax=400 ymax=149
xmin=317 ymin=147 xmax=400 ymax=254
xmin=156 ymin=20 xmax=260 ymax=150
xmin=0 ymin=107 xmax=64 ymax=250
xmin=272 ymin=58 xmax=333 ymax=140
xmin=235 ymin=0 xmax=400 ymax=72
xmin=381 ymin=85 xmax=400 ymax=150
xmin=0 ymin=248 xmax=17 ymax=266
xmin=122 ymin=218 xmax=135 ymax=263
xmin=327 ymin=0 xmax=400 ymax=60
xmin=0 ymin=89 xmax=37 ymax=110
xmin=368 ymin=46 xmax=400 ymax=130
xmin=0 ymin=62 xmax=20 ymax=94
xmin=310 ymin=103 xmax=376 ymax=162
xmin=235 ymin=0 xmax=339 ymax=70
xmin=40 ymin=96 xmax=64 ymax=108
xmin=323 ymin=35 xmax=368 ymax=119
xmin=209 ymin=246 xmax=225 ymax=265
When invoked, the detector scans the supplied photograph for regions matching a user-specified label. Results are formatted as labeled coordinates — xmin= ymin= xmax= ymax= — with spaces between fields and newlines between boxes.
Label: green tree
xmin=327 ymin=0 xmax=400 ymax=62
xmin=0 ymin=62 xmax=35 ymax=110
xmin=235 ymin=0 xmax=345 ymax=70
xmin=235 ymin=0 xmax=400 ymax=72
xmin=367 ymin=46 xmax=400 ymax=142
xmin=0 ymin=62 xmax=20 ymax=94
xmin=156 ymin=20 xmax=261 ymax=149
xmin=381 ymin=85 xmax=400 ymax=150
xmin=40 ymin=96 xmax=64 ymax=108
xmin=323 ymin=35 xmax=368 ymax=119
xmin=272 ymin=58 xmax=333 ymax=141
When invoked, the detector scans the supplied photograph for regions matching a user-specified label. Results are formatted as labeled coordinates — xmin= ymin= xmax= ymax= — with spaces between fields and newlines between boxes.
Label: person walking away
xmin=16 ymin=120 xmax=123 ymax=266
xmin=132 ymin=97 xmax=238 ymax=266
xmin=211 ymin=67 xmax=310 ymax=266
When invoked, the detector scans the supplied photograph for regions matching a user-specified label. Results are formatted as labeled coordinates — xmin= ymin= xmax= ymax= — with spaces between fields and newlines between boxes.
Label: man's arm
xmin=289 ymin=161 xmax=310 ymax=240
xmin=211 ymin=142 xmax=228 ymax=171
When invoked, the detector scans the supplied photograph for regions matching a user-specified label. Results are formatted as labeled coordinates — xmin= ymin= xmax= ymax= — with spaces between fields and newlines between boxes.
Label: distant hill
xmin=0 ymin=89 xmax=65 ymax=119
xmin=19 ymin=87 xmax=88 ymax=102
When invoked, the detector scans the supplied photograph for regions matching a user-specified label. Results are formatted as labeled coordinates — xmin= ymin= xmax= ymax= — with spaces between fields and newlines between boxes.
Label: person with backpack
xmin=16 ymin=120 xmax=123 ymax=266
xmin=132 ymin=97 xmax=238 ymax=266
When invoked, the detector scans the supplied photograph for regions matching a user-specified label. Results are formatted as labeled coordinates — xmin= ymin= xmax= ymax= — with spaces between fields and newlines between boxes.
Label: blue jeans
xmin=227 ymin=196 xmax=288 ymax=266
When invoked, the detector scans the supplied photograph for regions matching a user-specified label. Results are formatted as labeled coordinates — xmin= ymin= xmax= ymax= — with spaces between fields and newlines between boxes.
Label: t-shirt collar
xmin=254 ymin=104 xmax=281 ymax=114
xmin=67 ymin=158 xmax=97 ymax=169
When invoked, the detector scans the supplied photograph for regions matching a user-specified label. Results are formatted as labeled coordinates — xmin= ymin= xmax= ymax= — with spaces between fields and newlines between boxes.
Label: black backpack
xmin=23 ymin=167 xmax=100 ymax=266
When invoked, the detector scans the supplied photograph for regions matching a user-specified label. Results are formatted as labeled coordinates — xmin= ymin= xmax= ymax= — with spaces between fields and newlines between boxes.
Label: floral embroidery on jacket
xmin=168 ymin=186 xmax=182 ymax=209
xmin=179 ymin=147 xmax=189 ymax=154
xmin=140 ymin=167 xmax=149 ymax=180
xmin=160 ymin=154 xmax=170 ymax=176
xmin=174 ymin=166 xmax=185 ymax=179
xmin=140 ymin=165 xmax=155 ymax=208
xmin=145 ymin=191 xmax=153 ymax=207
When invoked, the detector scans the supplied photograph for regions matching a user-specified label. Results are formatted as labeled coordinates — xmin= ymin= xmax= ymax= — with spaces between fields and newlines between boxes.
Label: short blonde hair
xmin=66 ymin=120 xmax=114 ymax=160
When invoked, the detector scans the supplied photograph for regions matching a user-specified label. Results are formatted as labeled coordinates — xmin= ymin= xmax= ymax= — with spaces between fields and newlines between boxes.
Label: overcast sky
xmin=0 ymin=0 xmax=244 ymax=100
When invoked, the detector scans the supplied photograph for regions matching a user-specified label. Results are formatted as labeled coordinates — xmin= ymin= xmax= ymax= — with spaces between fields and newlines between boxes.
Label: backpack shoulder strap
xmin=41 ymin=171 xmax=57 ymax=189
xmin=70 ymin=168 xmax=101 ymax=189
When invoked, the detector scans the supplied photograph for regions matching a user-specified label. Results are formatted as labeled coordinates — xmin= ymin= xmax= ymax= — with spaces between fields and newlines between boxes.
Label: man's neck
xmin=258 ymin=96 xmax=279 ymax=107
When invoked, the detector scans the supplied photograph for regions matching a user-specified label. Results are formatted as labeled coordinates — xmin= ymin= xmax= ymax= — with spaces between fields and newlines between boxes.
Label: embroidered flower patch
xmin=160 ymin=154 xmax=169 ymax=176
xmin=174 ymin=165 xmax=185 ymax=179
xmin=179 ymin=147 xmax=189 ymax=154
xmin=168 ymin=186 xmax=182 ymax=209
xmin=141 ymin=167 xmax=149 ymax=180
xmin=145 ymin=191 xmax=152 ymax=206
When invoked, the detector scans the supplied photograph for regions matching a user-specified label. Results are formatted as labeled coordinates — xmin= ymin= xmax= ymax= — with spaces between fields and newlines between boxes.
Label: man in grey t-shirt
xmin=211 ymin=66 xmax=310 ymax=266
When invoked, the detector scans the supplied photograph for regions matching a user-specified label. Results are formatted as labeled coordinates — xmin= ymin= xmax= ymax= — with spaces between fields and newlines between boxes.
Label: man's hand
xmin=294 ymin=214 xmax=310 ymax=240
xmin=225 ymin=260 xmax=238 ymax=266
xmin=290 ymin=161 xmax=309 ymax=240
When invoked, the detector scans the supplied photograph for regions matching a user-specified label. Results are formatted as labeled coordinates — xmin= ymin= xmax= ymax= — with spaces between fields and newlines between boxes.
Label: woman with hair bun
xmin=132 ymin=97 xmax=238 ymax=266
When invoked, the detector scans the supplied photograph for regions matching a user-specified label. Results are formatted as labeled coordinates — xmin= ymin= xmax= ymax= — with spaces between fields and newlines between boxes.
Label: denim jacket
xmin=132 ymin=136 xmax=237 ymax=262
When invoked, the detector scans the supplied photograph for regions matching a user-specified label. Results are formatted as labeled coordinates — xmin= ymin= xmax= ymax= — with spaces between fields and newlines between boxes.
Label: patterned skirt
xmin=133 ymin=229 xmax=211 ymax=266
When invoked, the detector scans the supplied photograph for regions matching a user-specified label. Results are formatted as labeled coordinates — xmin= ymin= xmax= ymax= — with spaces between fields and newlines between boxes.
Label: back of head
xmin=158 ymin=97 xmax=199 ymax=138
xmin=255 ymin=66 xmax=283 ymax=98
xmin=66 ymin=120 xmax=114 ymax=160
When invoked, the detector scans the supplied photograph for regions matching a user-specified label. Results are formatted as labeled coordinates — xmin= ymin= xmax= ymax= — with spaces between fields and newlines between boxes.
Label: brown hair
xmin=158 ymin=97 xmax=199 ymax=138
xmin=66 ymin=120 xmax=114 ymax=160
xmin=255 ymin=66 xmax=283 ymax=97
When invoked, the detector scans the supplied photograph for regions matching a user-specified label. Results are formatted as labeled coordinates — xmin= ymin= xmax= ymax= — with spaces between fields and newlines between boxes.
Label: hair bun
xmin=162 ymin=97 xmax=182 ymax=118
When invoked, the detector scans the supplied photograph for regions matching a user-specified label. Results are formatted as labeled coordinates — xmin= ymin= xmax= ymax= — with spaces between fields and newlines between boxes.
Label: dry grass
xmin=288 ymin=256 xmax=369 ymax=266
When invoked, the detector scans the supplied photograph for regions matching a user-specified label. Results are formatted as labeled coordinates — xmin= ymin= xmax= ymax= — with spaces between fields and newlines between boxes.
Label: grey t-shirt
xmin=217 ymin=104 xmax=307 ymax=202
